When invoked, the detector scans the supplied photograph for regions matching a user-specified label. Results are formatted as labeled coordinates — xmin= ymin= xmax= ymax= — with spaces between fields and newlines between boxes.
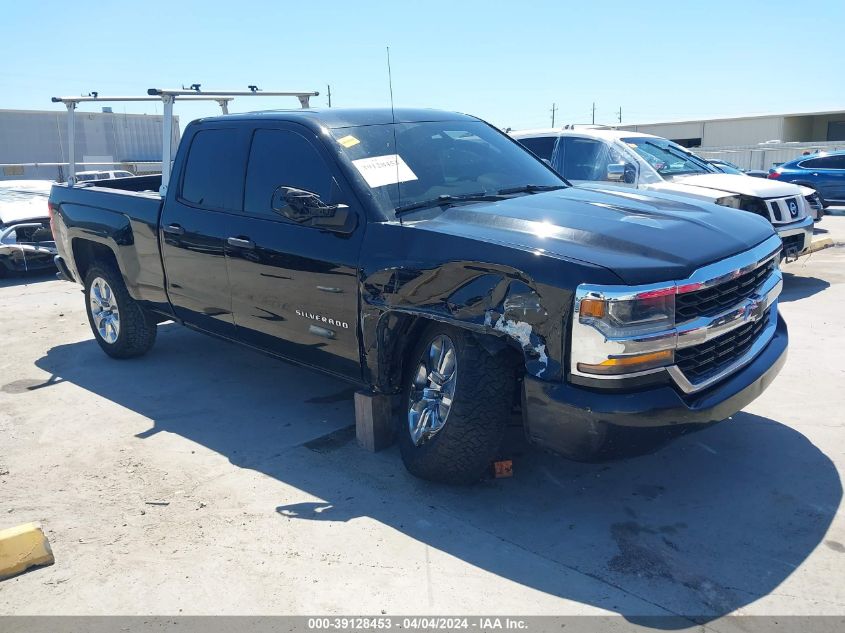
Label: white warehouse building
xmin=0 ymin=108 xmax=179 ymax=182
xmin=621 ymin=109 xmax=845 ymax=170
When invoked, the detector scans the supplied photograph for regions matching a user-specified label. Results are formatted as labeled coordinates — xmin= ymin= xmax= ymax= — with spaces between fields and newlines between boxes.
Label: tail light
xmin=767 ymin=171 xmax=780 ymax=179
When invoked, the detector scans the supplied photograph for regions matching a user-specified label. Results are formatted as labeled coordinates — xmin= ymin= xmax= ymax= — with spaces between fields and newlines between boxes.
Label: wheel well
xmin=380 ymin=314 xmax=523 ymax=401
xmin=377 ymin=313 xmax=429 ymax=393
xmin=71 ymin=239 xmax=119 ymax=281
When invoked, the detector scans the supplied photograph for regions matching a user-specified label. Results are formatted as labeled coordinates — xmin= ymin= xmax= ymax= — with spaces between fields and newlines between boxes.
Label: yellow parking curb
xmin=805 ymin=237 xmax=834 ymax=255
xmin=0 ymin=522 xmax=54 ymax=580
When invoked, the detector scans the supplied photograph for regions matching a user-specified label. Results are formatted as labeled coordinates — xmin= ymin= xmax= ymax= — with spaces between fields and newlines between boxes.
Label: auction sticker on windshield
xmin=336 ymin=134 xmax=360 ymax=148
xmin=351 ymin=154 xmax=418 ymax=188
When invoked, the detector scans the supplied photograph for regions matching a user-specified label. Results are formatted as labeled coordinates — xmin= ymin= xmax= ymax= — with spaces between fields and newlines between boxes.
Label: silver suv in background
xmin=512 ymin=127 xmax=816 ymax=258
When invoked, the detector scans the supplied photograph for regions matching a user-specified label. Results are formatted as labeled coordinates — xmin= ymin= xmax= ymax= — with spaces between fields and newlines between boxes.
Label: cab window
xmin=553 ymin=137 xmax=618 ymax=181
xmin=180 ymin=128 xmax=248 ymax=212
xmin=243 ymin=129 xmax=334 ymax=220
xmin=517 ymin=136 xmax=556 ymax=160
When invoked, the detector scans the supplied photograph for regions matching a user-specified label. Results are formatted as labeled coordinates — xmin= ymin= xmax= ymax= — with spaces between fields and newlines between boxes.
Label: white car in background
xmin=75 ymin=169 xmax=135 ymax=182
xmin=705 ymin=158 xmax=824 ymax=221
xmin=512 ymin=128 xmax=816 ymax=257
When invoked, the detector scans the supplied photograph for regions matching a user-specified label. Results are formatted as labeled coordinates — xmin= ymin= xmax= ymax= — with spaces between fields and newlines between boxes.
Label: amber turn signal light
xmin=577 ymin=349 xmax=674 ymax=376
xmin=579 ymin=298 xmax=606 ymax=319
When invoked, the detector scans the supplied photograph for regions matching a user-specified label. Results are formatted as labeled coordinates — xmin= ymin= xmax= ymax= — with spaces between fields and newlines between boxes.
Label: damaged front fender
xmin=357 ymin=221 xmax=622 ymax=394
xmin=362 ymin=260 xmax=566 ymax=392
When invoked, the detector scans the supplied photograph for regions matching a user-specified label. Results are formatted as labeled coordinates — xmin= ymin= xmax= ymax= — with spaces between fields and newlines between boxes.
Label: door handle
xmin=227 ymin=236 xmax=255 ymax=249
xmin=163 ymin=223 xmax=185 ymax=236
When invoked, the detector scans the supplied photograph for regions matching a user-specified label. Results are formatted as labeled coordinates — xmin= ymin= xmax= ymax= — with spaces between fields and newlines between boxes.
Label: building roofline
xmin=0 ymin=108 xmax=173 ymax=118
xmin=626 ymin=108 xmax=845 ymax=127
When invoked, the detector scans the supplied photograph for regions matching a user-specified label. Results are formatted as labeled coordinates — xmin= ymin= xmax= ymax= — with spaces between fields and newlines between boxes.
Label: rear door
xmin=224 ymin=124 xmax=365 ymax=379
xmin=159 ymin=125 xmax=249 ymax=337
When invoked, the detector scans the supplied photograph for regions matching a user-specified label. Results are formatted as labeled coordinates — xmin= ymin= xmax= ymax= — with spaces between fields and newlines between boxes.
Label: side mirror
xmin=271 ymin=186 xmax=353 ymax=231
xmin=607 ymin=163 xmax=626 ymax=182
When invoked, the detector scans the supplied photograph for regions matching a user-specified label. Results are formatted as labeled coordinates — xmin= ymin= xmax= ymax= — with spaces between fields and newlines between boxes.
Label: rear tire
xmin=398 ymin=323 xmax=515 ymax=484
xmin=84 ymin=263 xmax=157 ymax=359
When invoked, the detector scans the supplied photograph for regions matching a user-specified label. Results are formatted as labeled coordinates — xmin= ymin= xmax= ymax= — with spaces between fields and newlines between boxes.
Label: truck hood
xmin=408 ymin=186 xmax=775 ymax=286
xmin=667 ymin=173 xmax=804 ymax=199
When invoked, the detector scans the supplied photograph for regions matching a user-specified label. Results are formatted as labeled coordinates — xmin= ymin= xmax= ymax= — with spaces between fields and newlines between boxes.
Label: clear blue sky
xmin=3 ymin=0 xmax=844 ymax=130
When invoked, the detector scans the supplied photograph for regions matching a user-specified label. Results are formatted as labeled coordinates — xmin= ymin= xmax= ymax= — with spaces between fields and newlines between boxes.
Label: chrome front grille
xmin=767 ymin=196 xmax=802 ymax=224
xmin=676 ymin=259 xmax=776 ymax=321
xmin=676 ymin=308 xmax=771 ymax=383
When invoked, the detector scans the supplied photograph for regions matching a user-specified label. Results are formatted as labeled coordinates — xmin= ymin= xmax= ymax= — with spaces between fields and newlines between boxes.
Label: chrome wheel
xmin=408 ymin=334 xmax=458 ymax=446
xmin=89 ymin=276 xmax=120 ymax=344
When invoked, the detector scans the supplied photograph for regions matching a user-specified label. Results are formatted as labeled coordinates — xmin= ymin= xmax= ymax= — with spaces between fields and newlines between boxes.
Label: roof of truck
xmin=194 ymin=107 xmax=479 ymax=129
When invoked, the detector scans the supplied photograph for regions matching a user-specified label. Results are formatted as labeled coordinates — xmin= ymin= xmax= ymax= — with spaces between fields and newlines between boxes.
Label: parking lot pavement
xmin=0 ymin=220 xmax=843 ymax=623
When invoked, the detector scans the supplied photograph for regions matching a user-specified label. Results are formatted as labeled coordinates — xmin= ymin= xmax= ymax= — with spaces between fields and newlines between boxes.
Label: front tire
xmin=84 ymin=263 xmax=157 ymax=359
xmin=398 ymin=323 xmax=515 ymax=484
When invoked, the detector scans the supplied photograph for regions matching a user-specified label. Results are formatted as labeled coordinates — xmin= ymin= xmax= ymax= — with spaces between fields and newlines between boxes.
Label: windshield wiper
xmin=394 ymin=192 xmax=501 ymax=217
xmin=496 ymin=184 xmax=566 ymax=195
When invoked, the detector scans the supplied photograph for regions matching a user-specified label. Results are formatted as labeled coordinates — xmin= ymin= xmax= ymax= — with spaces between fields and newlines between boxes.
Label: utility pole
xmin=550 ymin=102 xmax=558 ymax=127
xmin=327 ymin=84 xmax=332 ymax=107
xmin=591 ymin=102 xmax=596 ymax=125
xmin=617 ymin=106 xmax=622 ymax=124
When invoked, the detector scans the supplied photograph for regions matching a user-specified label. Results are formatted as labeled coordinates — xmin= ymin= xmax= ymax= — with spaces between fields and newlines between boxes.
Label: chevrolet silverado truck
xmin=49 ymin=108 xmax=788 ymax=483
xmin=512 ymin=128 xmax=816 ymax=258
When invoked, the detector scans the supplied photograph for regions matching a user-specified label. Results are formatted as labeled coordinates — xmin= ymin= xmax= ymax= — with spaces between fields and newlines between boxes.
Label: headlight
xmin=715 ymin=195 xmax=742 ymax=209
xmin=578 ymin=291 xmax=675 ymax=338
xmin=573 ymin=288 xmax=676 ymax=377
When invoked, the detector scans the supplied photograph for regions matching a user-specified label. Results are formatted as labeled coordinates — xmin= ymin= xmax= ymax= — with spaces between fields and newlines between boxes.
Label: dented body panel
xmin=0 ymin=181 xmax=58 ymax=276
xmin=0 ymin=221 xmax=57 ymax=274
xmin=359 ymin=219 xmax=617 ymax=389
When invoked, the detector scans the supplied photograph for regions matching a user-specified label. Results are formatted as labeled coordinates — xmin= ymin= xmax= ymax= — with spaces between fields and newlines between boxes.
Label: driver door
xmin=224 ymin=124 xmax=365 ymax=380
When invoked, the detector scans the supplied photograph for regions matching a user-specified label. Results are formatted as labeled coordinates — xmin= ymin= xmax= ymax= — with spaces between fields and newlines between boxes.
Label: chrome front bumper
xmin=775 ymin=215 xmax=814 ymax=255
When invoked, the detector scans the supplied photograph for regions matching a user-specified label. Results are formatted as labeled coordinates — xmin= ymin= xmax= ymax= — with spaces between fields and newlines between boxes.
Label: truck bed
xmin=49 ymin=177 xmax=169 ymax=308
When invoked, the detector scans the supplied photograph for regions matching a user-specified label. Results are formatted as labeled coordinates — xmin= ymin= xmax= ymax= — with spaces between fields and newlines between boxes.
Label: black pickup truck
xmin=49 ymin=108 xmax=788 ymax=483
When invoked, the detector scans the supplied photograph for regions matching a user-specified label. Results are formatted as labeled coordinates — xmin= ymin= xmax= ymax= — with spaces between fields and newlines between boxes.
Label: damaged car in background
xmin=512 ymin=128 xmax=817 ymax=259
xmin=50 ymin=108 xmax=787 ymax=484
xmin=704 ymin=157 xmax=824 ymax=222
xmin=0 ymin=180 xmax=57 ymax=277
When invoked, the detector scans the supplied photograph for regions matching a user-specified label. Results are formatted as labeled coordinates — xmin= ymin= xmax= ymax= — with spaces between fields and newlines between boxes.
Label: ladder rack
xmin=51 ymin=86 xmax=320 ymax=194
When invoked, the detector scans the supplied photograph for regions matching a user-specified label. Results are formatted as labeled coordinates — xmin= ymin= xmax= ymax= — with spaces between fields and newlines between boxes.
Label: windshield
xmin=621 ymin=137 xmax=717 ymax=178
xmin=331 ymin=120 xmax=565 ymax=217
xmin=710 ymin=161 xmax=744 ymax=175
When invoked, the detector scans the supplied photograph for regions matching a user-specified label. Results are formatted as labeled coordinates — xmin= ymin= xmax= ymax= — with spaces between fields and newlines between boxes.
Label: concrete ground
xmin=0 ymin=216 xmax=843 ymax=624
